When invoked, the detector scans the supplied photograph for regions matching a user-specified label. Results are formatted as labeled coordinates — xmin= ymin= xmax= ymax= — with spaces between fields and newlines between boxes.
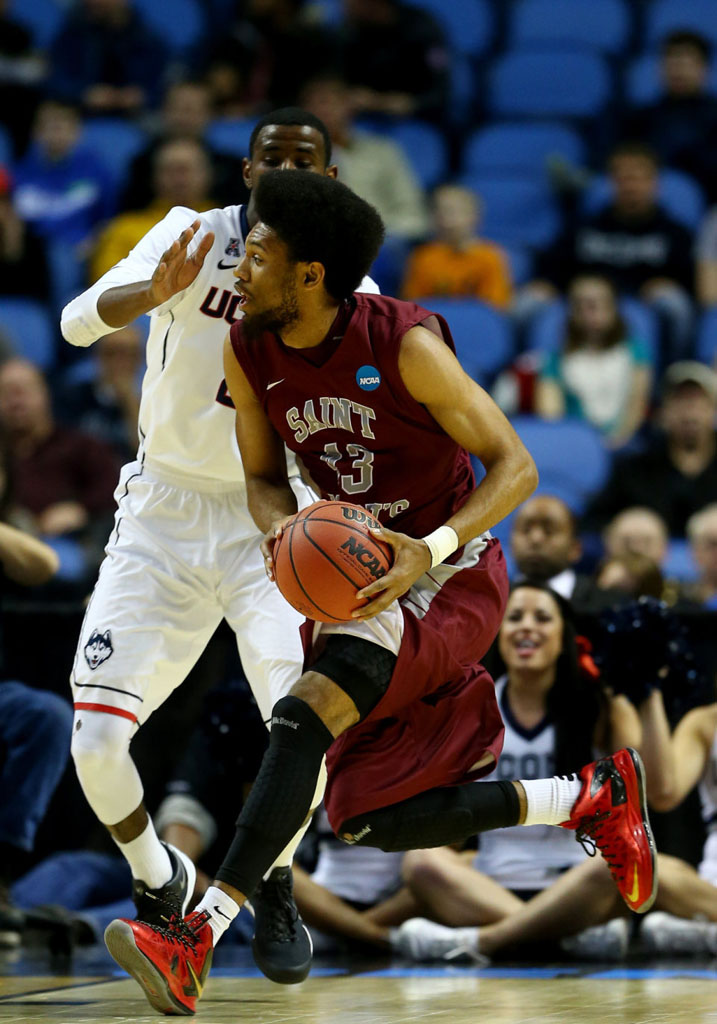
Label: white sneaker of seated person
xmin=390 ymin=918 xmax=488 ymax=964
xmin=640 ymin=911 xmax=717 ymax=956
xmin=559 ymin=918 xmax=630 ymax=962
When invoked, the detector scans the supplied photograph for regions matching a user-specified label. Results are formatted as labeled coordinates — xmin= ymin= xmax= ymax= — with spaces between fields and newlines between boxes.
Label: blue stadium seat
xmin=696 ymin=308 xmax=717 ymax=366
xmin=625 ymin=52 xmax=717 ymax=104
xmin=206 ymin=118 xmax=257 ymax=159
xmin=449 ymin=54 xmax=478 ymax=126
xmin=409 ymin=0 xmax=495 ymax=57
xmin=509 ymin=415 xmax=610 ymax=514
xmin=664 ymin=539 xmax=699 ymax=583
xmin=81 ymin=119 xmax=148 ymax=191
xmin=525 ymin=297 xmax=659 ymax=365
xmin=377 ymin=120 xmax=448 ymax=190
xmin=0 ymin=297 xmax=56 ymax=368
xmin=487 ymin=49 xmax=613 ymax=119
xmin=509 ymin=0 xmax=632 ymax=55
xmin=463 ymin=121 xmax=585 ymax=177
xmin=9 ymin=0 xmax=63 ymax=49
xmin=458 ymin=173 xmax=562 ymax=249
xmin=582 ymin=168 xmax=706 ymax=230
xmin=418 ymin=298 xmax=514 ymax=385
xmin=645 ymin=0 xmax=717 ymax=49
xmin=133 ymin=0 xmax=206 ymax=54
xmin=504 ymin=246 xmax=533 ymax=286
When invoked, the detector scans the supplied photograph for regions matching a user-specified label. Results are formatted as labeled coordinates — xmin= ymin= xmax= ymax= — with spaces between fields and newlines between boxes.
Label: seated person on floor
xmin=394 ymin=591 xmax=704 ymax=963
xmin=0 ymin=522 xmax=71 ymax=948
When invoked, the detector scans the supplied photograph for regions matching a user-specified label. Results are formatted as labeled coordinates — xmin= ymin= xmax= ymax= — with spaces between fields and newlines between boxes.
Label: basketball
xmin=273 ymin=500 xmax=394 ymax=622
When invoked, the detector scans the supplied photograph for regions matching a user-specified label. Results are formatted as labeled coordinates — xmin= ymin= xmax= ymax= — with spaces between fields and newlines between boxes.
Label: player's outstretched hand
xmin=261 ymin=516 xmax=294 ymax=582
xmin=353 ymin=526 xmax=431 ymax=620
xmin=149 ymin=219 xmax=215 ymax=305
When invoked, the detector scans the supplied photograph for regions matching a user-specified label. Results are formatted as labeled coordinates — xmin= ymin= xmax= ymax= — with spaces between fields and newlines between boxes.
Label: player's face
xmin=499 ymin=587 xmax=564 ymax=676
xmin=234 ymin=223 xmax=300 ymax=338
xmin=243 ymin=125 xmax=337 ymax=190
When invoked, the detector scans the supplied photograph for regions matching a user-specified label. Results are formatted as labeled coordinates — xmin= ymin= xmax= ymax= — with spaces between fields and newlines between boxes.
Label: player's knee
xmin=269 ymin=695 xmax=335 ymax=756
xmin=288 ymin=675 xmax=358 ymax=738
xmin=70 ymin=710 xmax=133 ymax=778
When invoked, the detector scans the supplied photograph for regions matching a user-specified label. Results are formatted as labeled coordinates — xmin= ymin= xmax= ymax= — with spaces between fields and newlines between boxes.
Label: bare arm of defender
xmin=222 ymin=335 xmax=297 ymax=554
xmin=97 ymin=220 xmax=215 ymax=327
xmin=355 ymin=324 xmax=538 ymax=618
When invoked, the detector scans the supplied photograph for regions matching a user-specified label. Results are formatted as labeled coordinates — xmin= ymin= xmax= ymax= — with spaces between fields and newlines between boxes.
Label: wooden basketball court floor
xmin=3 ymin=946 xmax=717 ymax=1023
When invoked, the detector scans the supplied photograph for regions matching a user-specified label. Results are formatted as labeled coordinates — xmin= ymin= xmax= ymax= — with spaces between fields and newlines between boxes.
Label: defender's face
xmin=243 ymin=125 xmax=336 ymax=189
xmin=234 ymin=223 xmax=299 ymax=335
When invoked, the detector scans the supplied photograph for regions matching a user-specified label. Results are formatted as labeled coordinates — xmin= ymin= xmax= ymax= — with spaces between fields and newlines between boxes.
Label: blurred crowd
xmin=4 ymin=0 xmax=717 ymax=969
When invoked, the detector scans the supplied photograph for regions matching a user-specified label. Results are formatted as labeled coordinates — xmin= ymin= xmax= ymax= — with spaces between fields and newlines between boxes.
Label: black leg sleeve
xmin=215 ymin=696 xmax=334 ymax=898
xmin=338 ymin=781 xmax=521 ymax=851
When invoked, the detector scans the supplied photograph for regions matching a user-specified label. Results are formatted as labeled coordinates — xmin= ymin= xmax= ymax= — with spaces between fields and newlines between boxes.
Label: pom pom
xmin=593 ymin=596 xmax=703 ymax=713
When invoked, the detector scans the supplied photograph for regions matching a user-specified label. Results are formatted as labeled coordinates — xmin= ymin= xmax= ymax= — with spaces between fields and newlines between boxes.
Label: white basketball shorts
xmin=71 ymin=461 xmax=310 ymax=728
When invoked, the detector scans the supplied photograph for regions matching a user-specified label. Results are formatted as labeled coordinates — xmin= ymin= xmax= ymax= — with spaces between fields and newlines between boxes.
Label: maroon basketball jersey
xmin=230 ymin=293 xmax=475 ymax=538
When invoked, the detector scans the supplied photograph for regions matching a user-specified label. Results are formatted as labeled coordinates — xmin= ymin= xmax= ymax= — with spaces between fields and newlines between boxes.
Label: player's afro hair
xmin=254 ymin=171 xmax=385 ymax=301
xmin=249 ymin=107 xmax=332 ymax=165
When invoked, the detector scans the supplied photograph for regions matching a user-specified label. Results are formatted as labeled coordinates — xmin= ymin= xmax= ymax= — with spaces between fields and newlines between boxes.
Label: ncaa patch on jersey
xmin=356 ymin=365 xmax=381 ymax=391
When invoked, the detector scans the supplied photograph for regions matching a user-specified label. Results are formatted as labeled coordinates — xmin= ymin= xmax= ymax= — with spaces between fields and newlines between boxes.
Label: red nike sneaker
xmin=105 ymin=910 xmax=213 ymax=1016
xmin=560 ymin=747 xmax=657 ymax=914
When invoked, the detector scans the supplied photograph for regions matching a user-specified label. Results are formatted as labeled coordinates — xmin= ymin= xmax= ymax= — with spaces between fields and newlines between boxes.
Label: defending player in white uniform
xmin=61 ymin=108 xmax=377 ymax=984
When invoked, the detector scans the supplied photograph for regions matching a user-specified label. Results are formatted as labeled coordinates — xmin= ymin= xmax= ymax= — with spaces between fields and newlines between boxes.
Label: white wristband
xmin=422 ymin=525 xmax=459 ymax=568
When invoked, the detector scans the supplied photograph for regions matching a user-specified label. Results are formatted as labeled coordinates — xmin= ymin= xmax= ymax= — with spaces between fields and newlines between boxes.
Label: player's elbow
xmin=515 ymin=446 xmax=539 ymax=501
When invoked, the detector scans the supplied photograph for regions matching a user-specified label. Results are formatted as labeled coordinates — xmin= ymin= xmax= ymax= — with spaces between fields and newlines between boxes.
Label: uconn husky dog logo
xmin=84 ymin=629 xmax=114 ymax=670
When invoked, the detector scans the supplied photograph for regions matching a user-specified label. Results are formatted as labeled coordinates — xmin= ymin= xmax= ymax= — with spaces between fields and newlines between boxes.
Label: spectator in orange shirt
xmin=401 ymin=184 xmax=512 ymax=309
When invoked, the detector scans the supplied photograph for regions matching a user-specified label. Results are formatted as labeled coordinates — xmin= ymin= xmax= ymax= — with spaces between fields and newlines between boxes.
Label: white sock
xmin=116 ymin=820 xmax=172 ymax=889
xmin=194 ymin=885 xmax=240 ymax=946
xmin=521 ymin=774 xmax=582 ymax=826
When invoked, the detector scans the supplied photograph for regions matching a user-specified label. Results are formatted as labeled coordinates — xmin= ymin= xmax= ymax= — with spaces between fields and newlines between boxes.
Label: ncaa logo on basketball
xmin=356 ymin=364 xmax=381 ymax=391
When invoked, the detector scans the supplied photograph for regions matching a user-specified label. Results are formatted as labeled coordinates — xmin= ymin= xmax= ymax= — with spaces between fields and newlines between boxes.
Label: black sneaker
xmin=132 ymin=843 xmax=196 ymax=926
xmin=250 ymin=867 xmax=312 ymax=984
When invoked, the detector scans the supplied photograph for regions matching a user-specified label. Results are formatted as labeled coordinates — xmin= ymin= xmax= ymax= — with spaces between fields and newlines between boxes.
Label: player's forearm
xmin=62 ymin=278 xmax=156 ymax=347
xmin=447 ymin=447 xmax=538 ymax=546
xmin=246 ymin=475 xmax=298 ymax=534
xmin=97 ymin=281 xmax=159 ymax=328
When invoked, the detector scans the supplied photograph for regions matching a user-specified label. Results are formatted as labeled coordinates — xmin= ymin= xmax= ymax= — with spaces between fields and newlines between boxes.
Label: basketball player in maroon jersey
xmin=105 ymin=172 xmax=657 ymax=1016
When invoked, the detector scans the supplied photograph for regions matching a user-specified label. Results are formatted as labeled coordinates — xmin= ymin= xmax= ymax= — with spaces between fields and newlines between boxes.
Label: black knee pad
xmin=338 ymin=782 xmax=520 ymax=852
xmin=309 ymin=634 xmax=396 ymax=719
xmin=215 ymin=696 xmax=334 ymax=897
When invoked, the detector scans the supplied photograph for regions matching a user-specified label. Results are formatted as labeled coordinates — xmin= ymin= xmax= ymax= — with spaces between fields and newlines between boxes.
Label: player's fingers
xmin=177 ymin=220 xmax=200 ymax=247
xmin=368 ymin=525 xmax=398 ymax=549
xmin=355 ymin=577 xmax=390 ymax=601
xmin=354 ymin=588 xmax=396 ymax=620
xmin=160 ymin=239 xmax=180 ymax=265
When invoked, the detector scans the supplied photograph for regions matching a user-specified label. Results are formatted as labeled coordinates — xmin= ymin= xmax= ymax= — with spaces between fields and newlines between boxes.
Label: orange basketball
xmin=273 ymin=500 xmax=394 ymax=622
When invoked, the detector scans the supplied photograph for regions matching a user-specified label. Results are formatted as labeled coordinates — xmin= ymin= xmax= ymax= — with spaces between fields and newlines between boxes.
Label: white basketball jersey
xmin=474 ymin=676 xmax=586 ymax=891
xmin=61 ymin=204 xmax=379 ymax=487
